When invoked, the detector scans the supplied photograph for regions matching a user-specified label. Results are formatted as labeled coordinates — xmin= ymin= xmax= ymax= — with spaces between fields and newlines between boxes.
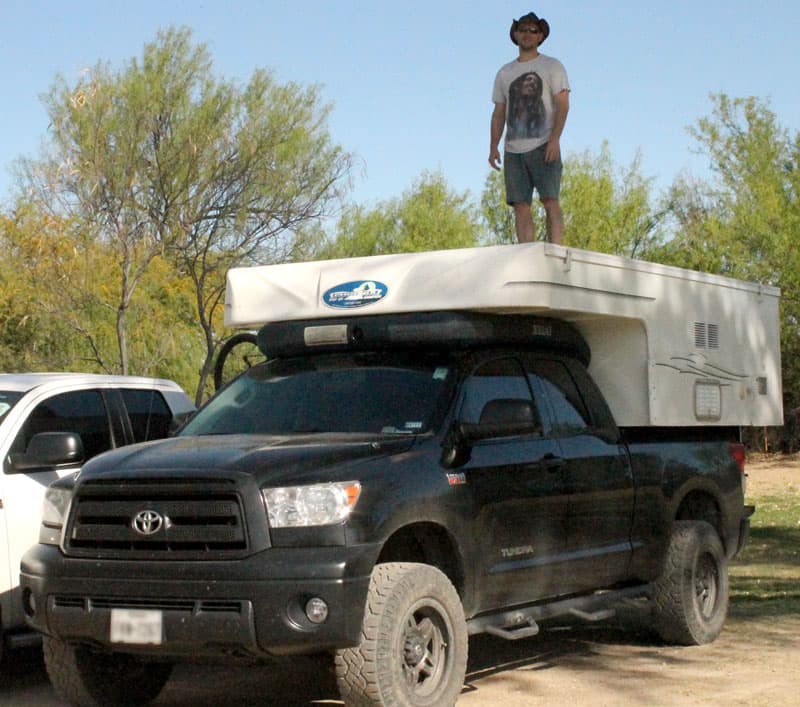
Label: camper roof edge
xmin=223 ymin=244 xmax=781 ymax=330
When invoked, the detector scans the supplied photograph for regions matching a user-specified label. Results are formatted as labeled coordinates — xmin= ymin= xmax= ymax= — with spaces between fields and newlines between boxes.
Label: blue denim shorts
xmin=504 ymin=144 xmax=563 ymax=204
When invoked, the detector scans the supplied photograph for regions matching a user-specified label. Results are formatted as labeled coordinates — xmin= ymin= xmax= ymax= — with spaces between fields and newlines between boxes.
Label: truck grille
xmin=53 ymin=596 xmax=244 ymax=614
xmin=65 ymin=479 xmax=249 ymax=559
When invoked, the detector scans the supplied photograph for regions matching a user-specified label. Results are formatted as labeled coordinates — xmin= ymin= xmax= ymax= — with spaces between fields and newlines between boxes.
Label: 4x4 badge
xmin=132 ymin=510 xmax=164 ymax=536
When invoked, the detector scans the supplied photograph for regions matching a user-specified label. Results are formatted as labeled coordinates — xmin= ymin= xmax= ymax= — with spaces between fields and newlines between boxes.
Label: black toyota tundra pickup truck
xmin=20 ymin=312 xmax=753 ymax=706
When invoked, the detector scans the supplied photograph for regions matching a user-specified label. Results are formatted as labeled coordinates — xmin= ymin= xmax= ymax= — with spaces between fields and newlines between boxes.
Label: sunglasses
xmin=516 ymin=26 xmax=541 ymax=34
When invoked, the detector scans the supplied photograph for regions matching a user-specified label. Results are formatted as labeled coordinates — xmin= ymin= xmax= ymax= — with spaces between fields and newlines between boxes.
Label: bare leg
xmin=512 ymin=202 xmax=535 ymax=243
xmin=541 ymin=198 xmax=563 ymax=245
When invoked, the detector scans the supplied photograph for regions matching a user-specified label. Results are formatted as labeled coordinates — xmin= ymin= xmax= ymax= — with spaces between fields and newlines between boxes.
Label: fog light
xmin=305 ymin=597 xmax=329 ymax=624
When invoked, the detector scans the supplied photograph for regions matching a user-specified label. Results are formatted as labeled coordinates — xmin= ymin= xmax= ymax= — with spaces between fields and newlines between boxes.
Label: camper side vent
xmin=693 ymin=322 xmax=720 ymax=350
xmin=707 ymin=323 xmax=720 ymax=349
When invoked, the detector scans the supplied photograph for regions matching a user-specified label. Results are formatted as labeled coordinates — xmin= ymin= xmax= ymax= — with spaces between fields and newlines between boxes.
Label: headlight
xmin=40 ymin=486 xmax=73 ymax=544
xmin=262 ymin=481 xmax=361 ymax=528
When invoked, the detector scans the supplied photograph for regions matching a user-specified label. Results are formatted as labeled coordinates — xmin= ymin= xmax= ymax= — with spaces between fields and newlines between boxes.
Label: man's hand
xmin=489 ymin=146 xmax=502 ymax=171
xmin=544 ymin=137 xmax=561 ymax=163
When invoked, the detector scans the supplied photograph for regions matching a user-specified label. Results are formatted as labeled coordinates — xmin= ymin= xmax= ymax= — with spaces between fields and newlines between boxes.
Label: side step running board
xmin=484 ymin=613 xmax=540 ymax=640
xmin=568 ymin=608 xmax=616 ymax=622
xmin=467 ymin=583 xmax=652 ymax=640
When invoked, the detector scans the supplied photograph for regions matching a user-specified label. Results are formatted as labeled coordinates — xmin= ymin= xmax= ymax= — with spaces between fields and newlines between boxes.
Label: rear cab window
xmin=525 ymin=356 xmax=618 ymax=439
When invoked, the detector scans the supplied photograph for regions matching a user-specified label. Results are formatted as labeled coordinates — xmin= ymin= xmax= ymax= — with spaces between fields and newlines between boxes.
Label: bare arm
xmin=544 ymin=89 xmax=570 ymax=163
xmin=489 ymin=102 xmax=506 ymax=170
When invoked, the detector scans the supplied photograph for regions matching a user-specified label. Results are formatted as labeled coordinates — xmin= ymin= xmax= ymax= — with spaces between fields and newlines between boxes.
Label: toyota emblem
xmin=132 ymin=509 xmax=164 ymax=536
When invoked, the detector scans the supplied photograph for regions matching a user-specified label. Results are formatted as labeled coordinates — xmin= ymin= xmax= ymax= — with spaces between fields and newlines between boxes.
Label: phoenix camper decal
xmin=654 ymin=353 xmax=748 ymax=384
xmin=323 ymin=280 xmax=388 ymax=309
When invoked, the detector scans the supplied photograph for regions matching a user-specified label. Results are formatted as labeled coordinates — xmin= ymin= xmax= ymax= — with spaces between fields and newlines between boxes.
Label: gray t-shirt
xmin=492 ymin=54 xmax=570 ymax=154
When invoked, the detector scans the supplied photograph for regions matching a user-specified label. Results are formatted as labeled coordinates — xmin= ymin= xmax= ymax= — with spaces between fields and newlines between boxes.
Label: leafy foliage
xmin=480 ymin=169 xmax=517 ymax=245
xmin=661 ymin=95 xmax=800 ymax=427
xmin=317 ymin=171 xmax=482 ymax=258
xmin=560 ymin=143 xmax=665 ymax=258
xmin=13 ymin=27 xmax=351 ymax=402
xmin=0 ymin=202 xmax=203 ymax=393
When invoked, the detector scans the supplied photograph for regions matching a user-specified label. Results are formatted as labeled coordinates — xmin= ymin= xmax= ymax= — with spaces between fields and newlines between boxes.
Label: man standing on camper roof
xmin=489 ymin=11 xmax=570 ymax=245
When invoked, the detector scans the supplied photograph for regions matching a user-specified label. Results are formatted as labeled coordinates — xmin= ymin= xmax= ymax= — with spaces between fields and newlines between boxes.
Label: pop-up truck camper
xmin=225 ymin=242 xmax=782 ymax=429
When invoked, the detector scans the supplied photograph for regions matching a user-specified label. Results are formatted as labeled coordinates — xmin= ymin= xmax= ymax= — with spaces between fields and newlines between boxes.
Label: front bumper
xmin=21 ymin=542 xmax=378 ymax=658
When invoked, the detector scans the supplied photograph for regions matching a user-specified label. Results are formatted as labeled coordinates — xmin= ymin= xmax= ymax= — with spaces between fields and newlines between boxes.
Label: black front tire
xmin=652 ymin=520 xmax=729 ymax=645
xmin=335 ymin=562 xmax=468 ymax=706
xmin=43 ymin=636 xmax=172 ymax=706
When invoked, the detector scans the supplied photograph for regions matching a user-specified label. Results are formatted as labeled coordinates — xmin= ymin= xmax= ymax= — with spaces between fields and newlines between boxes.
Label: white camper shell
xmin=224 ymin=243 xmax=782 ymax=429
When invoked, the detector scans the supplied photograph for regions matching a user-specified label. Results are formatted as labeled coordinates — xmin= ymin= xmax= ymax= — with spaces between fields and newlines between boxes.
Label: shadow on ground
xmin=2 ymin=600 xmax=792 ymax=706
xmin=0 ymin=612 xmax=664 ymax=707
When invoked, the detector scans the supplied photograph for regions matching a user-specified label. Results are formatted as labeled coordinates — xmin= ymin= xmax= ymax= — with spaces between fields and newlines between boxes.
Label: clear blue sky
xmin=1 ymin=1 xmax=798 ymax=213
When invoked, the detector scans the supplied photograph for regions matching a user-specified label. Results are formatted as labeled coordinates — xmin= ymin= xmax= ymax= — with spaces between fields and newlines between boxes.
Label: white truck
xmin=0 ymin=373 xmax=194 ymax=658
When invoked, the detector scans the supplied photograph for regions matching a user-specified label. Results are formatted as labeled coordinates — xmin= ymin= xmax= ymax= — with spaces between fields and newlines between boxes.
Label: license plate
xmin=110 ymin=608 xmax=163 ymax=645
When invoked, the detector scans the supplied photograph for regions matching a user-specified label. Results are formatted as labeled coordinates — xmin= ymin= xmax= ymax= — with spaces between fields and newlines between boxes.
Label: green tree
xmin=17 ymin=27 xmax=352 ymax=402
xmin=662 ymin=95 xmax=799 ymax=280
xmin=480 ymin=169 xmax=517 ymax=245
xmin=561 ymin=144 xmax=664 ymax=258
xmin=318 ymin=171 xmax=482 ymax=258
xmin=0 ymin=200 xmax=203 ymax=390
xmin=661 ymin=94 xmax=800 ymax=427
xmin=0 ymin=204 xmax=100 ymax=371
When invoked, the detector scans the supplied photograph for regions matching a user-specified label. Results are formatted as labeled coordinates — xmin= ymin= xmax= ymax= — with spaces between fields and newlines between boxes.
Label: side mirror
xmin=441 ymin=399 xmax=541 ymax=468
xmin=9 ymin=432 xmax=85 ymax=472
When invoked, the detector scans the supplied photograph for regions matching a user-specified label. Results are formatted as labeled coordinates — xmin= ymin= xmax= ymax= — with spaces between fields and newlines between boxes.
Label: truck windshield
xmin=181 ymin=352 xmax=456 ymax=436
xmin=0 ymin=391 xmax=23 ymax=422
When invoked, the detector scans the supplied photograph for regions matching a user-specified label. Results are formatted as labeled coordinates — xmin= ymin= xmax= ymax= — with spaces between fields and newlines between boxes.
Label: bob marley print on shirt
xmin=492 ymin=54 xmax=570 ymax=154
xmin=507 ymin=71 xmax=545 ymax=141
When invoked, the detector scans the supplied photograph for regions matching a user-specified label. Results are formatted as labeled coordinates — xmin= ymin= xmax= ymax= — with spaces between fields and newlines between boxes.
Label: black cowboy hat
xmin=509 ymin=12 xmax=550 ymax=46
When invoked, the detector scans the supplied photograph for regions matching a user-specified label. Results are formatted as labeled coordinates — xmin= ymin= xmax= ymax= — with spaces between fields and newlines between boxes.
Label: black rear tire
xmin=43 ymin=636 xmax=172 ymax=706
xmin=335 ymin=562 xmax=468 ymax=706
xmin=652 ymin=520 xmax=729 ymax=645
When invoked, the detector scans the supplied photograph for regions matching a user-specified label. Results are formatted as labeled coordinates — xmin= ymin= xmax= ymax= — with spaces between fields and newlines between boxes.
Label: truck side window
xmin=528 ymin=359 xmax=592 ymax=436
xmin=460 ymin=357 xmax=534 ymax=424
xmin=0 ymin=392 xmax=23 ymax=422
xmin=120 ymin=389 xmax=172 ymax=442
xmin=12 ymin=390 xmax=112 ymax=460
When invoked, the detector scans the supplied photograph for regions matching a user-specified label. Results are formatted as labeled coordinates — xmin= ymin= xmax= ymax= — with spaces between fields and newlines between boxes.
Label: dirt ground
xmin=744 ymin=452 xmax=800 ymax=495
xmin=455 ymin=455 xmax=800 ymax=707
